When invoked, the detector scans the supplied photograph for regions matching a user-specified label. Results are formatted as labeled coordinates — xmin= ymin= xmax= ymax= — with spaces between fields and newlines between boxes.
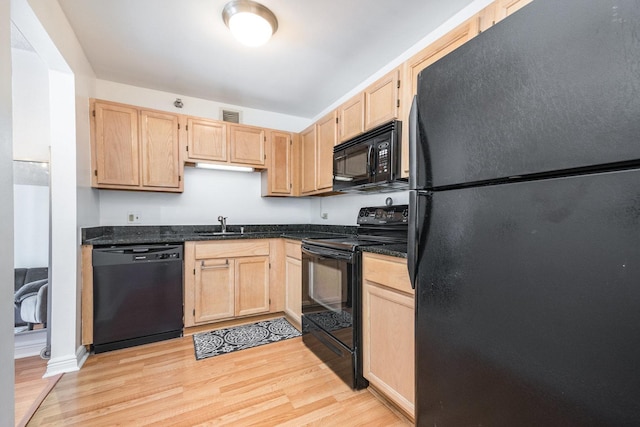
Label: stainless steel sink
xmin=196 ymin=231 xmax=240 ymax=237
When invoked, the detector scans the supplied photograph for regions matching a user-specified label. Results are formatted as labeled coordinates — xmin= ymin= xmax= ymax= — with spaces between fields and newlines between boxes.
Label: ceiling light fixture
xmin=222 ymin=0 xmax=278 ymax=47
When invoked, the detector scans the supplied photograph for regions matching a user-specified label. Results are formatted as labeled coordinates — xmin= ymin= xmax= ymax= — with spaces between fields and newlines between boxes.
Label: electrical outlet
xmin=321 ymin=212 xmax=328 ymax=219
xmin=127 ymin=212 xmax=141 ymax=224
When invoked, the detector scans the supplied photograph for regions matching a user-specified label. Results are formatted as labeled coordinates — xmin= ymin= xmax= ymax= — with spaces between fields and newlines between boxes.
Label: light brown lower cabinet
xmin=185 ymin=240 xmax=271 ymax=327
xmin=362 ymin=252 xmax=415 ymax=419
xmin=284 ymin=240 xmax=302 ymax=330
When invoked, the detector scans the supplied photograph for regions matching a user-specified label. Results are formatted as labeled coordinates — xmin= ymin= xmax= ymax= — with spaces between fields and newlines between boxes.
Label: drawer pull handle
xmin=201 ymin=259 xmax=229 ymax=270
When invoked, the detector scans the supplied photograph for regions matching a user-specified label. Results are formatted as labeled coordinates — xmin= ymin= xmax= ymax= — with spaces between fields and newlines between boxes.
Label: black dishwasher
xmin=92 ymin=244 xmax=183 ymax=353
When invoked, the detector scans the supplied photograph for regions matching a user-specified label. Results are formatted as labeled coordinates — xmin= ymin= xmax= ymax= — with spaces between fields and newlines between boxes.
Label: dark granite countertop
xmin=82 ymin=224 xmax=357 ymax=246
xmin=360 ymin=244 xmax=408 ymax=259
xmin=82 ymin=224 xmax=407 ymax=258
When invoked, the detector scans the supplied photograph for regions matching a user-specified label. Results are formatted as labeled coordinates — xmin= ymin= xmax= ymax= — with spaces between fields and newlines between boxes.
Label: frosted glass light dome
xmin=223 ymin=1 xmax=278 ymax=47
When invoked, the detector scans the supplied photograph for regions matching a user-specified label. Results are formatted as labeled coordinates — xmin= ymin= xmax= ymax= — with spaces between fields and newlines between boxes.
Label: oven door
xmin=301 ymin=245 xmax=354 ymax=349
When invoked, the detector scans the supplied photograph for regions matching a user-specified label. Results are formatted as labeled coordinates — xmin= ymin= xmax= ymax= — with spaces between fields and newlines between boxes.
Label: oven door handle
xmin=302 ymin=245 xmax=354 ymax=261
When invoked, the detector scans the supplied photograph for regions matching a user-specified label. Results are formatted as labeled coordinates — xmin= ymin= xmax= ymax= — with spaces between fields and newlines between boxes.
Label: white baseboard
xmin=14 ymin=329 xmax=47 ymax=359
xmin=43 ymin=345 xmax=89 ymax=378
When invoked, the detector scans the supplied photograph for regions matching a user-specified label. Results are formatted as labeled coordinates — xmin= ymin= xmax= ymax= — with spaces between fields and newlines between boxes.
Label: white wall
xmin=100 ymin=167 xmax=312 ymax=225
xmin=310 ymin=190 xmax=410 ymax=225
xmin=12 ymin=43 xmax=51 ymax=270
xmin=14 ymin=184 xmax=49 ymax=266
xmin=11 ymin=48 xmax=50 ymax=161
xmin=96 ymin=80 xmax=311 ymax=132
xmin=0 ymin=0 xmax=16 ymax=422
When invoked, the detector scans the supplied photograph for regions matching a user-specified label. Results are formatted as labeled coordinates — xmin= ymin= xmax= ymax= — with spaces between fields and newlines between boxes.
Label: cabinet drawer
xmin=362 ymin=252 xmax=413 ymax=295
xmin=285 ymin=240 xmax=301 ymax=260
xmin=195 ymin=240 xmax=270 ymax=259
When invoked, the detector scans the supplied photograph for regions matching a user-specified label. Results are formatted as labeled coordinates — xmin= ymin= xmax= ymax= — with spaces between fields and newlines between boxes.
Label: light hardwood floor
xmin=15 ymin=356 xmax=60 ymax=427
xmin=28 ymin=336 xmax=412 ymax=426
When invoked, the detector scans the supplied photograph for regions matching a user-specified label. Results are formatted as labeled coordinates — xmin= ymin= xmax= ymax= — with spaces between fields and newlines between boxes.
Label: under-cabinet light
xmin=195 ymin=163 xmax=254 ymax=172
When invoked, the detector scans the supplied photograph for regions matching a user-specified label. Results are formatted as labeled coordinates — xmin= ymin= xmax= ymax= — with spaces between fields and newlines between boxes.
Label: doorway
xmin=11 ymin=23 xmax=51 ymax=359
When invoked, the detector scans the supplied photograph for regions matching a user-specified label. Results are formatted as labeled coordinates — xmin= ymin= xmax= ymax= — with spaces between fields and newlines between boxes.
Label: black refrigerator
xmin=407 ymin=0 xmax=640 ymax=425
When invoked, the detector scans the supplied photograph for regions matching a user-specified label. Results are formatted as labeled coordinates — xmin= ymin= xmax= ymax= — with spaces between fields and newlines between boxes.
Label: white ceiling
xmin=56 ymin=0 xmax=475 ymax=118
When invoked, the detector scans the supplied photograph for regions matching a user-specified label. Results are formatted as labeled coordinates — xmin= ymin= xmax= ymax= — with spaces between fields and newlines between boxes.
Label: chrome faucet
xmin=217 ymin=215 xmax=227 ymax=233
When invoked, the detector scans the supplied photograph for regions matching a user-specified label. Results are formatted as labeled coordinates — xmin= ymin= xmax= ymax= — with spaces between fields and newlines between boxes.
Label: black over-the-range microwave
xmin=333 ymin=120 xmax=408 ymax=193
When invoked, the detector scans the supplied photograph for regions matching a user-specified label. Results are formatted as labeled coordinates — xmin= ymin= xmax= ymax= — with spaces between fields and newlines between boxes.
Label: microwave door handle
xmin=367 ymin=145 xmax=375 ymax=177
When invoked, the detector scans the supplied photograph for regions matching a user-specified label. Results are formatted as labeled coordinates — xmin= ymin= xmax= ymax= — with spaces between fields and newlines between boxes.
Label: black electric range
xmin=300 ymin=204 xmax=408 ymax=389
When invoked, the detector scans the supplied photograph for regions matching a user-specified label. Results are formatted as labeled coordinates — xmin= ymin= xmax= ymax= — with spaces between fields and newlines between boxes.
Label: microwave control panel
xmin=376 ymin=141 xmax=390 ymax=174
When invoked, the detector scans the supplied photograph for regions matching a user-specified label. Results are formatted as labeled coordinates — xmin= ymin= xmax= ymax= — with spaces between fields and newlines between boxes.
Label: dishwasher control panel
xmin=93 ymin=244 xmax=183 ymax=266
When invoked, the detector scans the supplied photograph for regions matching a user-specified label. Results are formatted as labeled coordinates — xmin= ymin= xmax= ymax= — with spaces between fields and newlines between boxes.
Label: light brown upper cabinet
xmin=92 ymin=101 xmax=139 ymax=187
xmin=300 ymin=124 xmax=317 ymax=195
xmin=261 ymin=130 xmax=298 ymax=197
xmin=185 ymin=118 xmax=267 ymax=169
xmin=495 ymin=0 xmax=534 ymax=20
xmin=477 ymin=0 xmax=534 ymax=33
xmin=365 ymin=68 xmax=401 ymax=131
xmin=185 ymin=117 xmax=227 ymax=162
xmin=140 ymin=110 xmax=182 ymax=189
xmin=400 ymin=18 xmax=479 ymax=179
xmin=229 ymin=123 xmax=266 ymax=168
xmin=476 ymin=2 xmax=499 ymax=32
xmin=90 ymin=99 xmax=183 ymax=192
xmin=338 ymin=93 xmax=365 ymax=143
xmin=300 ymin=110 xmax=337 ymax=195
xmin=315 ymin=110 xmax=338 ymax=191
xmin=335 ymin=69 xmax=400 ymax=145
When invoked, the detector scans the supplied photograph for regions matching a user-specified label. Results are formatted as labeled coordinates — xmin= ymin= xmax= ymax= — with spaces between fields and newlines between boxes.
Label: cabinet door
xmin=400 ymin=17 xmax=479 ymax=179
xmin=476 ymin=2 xmax=498 ymax=33
xmin=268 ymin=131 xmax=293 ymax=195
xmin=229 ymin=124 xmax=266 ymax=167
xmin=365 ymin=68 xmax=400 ymax=131
xmin=363 ymin=252 xmax=415 ymax=417
xmin=235 ymin=256 xmax=270 ymax=317
xmin=195 ymin=258 xmax=235 ymax=323
xmin=495 ymin=0 xmax=533 ymax=20
xmin=315 ymin=111 xmax=337 ymax=192
xmin=186 ymin=117 xmax=227 ymax=162
xmin=140 ymin=110 xmax=181 ymax=189
xmin=363 ymin=282 xmax=415 ymax=417
xmin=93 ymin=102 xmax=140 ymax=187
xmin=285 ymin=245 xmax=302 ymax=330
xmin=338 ymin=93 xmax=365 ymax=143
xmin=300 ymin=125 xmax=317 ymax=194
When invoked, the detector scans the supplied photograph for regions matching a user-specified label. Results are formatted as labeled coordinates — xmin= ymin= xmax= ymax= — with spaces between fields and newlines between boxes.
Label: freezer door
xmin=416 ymin=0 xmax=640 ymax=188
xmin=415 ymin=169 xmax=640 ymax=425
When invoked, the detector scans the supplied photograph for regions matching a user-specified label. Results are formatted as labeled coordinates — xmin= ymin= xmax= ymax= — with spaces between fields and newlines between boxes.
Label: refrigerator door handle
xmin=408 ymin=191 xmax=419 ymax=289
xmin=408 ymin=96 xmax=418 ymax=190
